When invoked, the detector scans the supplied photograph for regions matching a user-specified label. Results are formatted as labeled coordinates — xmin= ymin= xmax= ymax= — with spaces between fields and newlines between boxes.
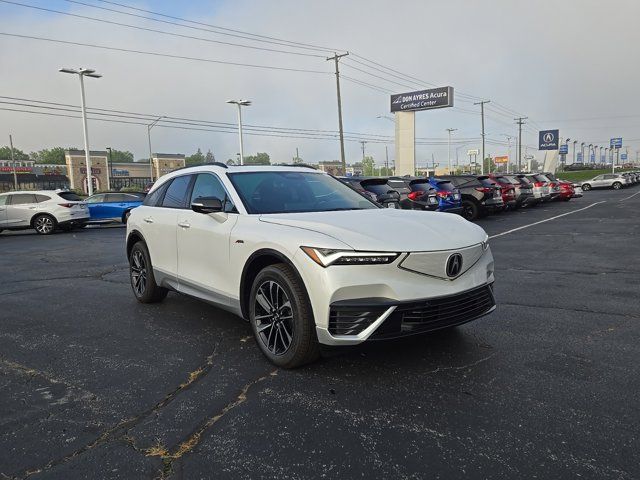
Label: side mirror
xmin=191 ymin=196 xmax=223 ymax=214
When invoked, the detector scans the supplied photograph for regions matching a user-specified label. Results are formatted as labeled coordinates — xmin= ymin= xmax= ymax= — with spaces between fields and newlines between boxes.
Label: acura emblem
xmin=543 ymin=132 xmax=554 ymax=143
xmin=446 ymin=253 xmax=463 ymax=278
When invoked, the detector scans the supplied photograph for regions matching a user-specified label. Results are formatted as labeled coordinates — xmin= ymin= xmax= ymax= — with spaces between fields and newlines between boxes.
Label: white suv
xmin=126 ymin=165 xmax=496 ymax=368
xmin=0 ymin=190 xmax=89 ymax=235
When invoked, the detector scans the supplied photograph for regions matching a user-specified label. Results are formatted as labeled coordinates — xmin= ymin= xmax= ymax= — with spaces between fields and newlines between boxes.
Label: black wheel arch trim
xmin=126 ymin=229 xmax=148 ymax=258
xmin=240 ymin=248 xmax=310 ymax=320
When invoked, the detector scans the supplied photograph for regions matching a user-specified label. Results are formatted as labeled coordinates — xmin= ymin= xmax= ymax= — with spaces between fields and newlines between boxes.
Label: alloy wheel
xmin=130 ymin=250 xmax=147 ymax=297
xmin=35 ymin=216 xmax=54 ymax=234
xmin=254 ymin=280 xmax=294 ymax=356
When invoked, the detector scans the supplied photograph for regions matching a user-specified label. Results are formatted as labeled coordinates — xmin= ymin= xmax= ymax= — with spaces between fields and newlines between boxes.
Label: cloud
xmin=1 ymin=0 xmax=639 ymax=166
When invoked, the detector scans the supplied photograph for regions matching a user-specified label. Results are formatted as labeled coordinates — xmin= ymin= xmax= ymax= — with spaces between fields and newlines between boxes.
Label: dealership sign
xmin=390 ymin=86 xmax=454 ymax=113
xmin=494 ymin=155 xmax=508 ymax=164
xmin=538 ymin=129 xmax=559 ymax=150
xmin=610 ymin=137 xmax=622 ymax=148
xmin=559 ymin=144 xmax=568 ymax=154
xmin=467 ymin=149 xmax=480 ymax=156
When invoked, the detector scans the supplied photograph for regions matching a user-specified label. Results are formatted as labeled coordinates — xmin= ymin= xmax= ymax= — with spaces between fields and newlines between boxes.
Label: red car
xmin=543 ymin=173 xmax=574 ymax=201
xmin=484 ymin=174 xmax=517 ymax=209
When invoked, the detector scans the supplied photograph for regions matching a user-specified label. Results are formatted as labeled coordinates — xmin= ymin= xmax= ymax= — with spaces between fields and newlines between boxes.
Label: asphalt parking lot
xmin=1 ymin=188 xmax=639 ymax=480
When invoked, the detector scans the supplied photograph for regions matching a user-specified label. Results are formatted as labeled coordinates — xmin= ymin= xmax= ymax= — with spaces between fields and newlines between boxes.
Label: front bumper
xmin=318 ymin=283 xmax=496 ymax=344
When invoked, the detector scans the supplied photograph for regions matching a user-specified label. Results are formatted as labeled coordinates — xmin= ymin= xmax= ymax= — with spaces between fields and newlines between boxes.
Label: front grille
xmin=328 ymin=306 xmax=388 ymax=336
xmin=370 ymin=284 xmax=495 ymax=340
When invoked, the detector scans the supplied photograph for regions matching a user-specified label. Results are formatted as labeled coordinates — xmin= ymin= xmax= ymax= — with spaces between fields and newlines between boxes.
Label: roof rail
xmin=171 ymin=161 xmax=229 ymax=172
xmin=273 ymin=163 xmax=317 ymax=169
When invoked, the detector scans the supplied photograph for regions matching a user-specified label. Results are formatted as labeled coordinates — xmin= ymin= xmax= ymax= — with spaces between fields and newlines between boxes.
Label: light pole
xmin=147 ymin=116 xmax=164 ymax=181
xmin=446 ymin=128 xmax=457 ymax=174
xmin=572 ymin=140 xmax=577 ymax=164
xmin=227 ymin=99 xmax=251 ymax=165
xmin=588 ymin=144 xmax=593 ymax=164
xmin=59 ymin=67 xmax=101 ymax=195
xmin=580 ymin=142 xmax=585 ymax=164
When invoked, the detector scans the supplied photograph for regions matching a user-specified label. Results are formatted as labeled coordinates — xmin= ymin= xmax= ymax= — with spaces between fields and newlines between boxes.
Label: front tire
xmin=582 ymin=183 xmax=592 ymax=191
xmin=32 ymin=214 xmax=56 ymax=235
xmin=612 ymin=182 xmax=622 ymax=190
xmin=249 ymin=264 xmax=320 ymax=369
xmin=129 ymin=241 xmax=168 ymax=303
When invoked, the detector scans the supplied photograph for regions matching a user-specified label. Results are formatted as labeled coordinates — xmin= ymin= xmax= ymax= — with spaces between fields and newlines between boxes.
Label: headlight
xmin=301 ymin=247 xmax=399 ymax=267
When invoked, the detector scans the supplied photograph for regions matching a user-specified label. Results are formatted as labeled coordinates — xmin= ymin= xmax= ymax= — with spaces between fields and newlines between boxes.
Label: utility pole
xmin=106 ymin=146 xmax=113 ymax=190
xmin=474 ymin=100 xmax=490 ymax=174
xmin=446 ymin=128 xmax=457 ymax=174
xmin=327 ymin=52 xmax=349 ymax=175
xmin=514 ymin=117 xmax=527 ymax=171
xmin=385 ymin=145 xmax=389 ymax=175
xmin=295 ymin=147 xmax=300 ymax=163
xmin=9 ymin=134 xmax=17 ymax=190
xmin=360 ymin=140 xmax=368 ymax=175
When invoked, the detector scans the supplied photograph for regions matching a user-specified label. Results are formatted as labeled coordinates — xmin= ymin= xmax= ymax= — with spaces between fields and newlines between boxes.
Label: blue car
xmin=84 ymin=192 xmax=145 ymax=224
xmin=426 ymin=178 xmax=464 ymax=214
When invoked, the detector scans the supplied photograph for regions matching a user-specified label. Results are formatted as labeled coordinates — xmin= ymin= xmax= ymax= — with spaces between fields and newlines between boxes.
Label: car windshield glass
xmin=58 ymin=192 xmax=83 ymax=201
xmin=479 ymin=177 xmax=497 ymax=187
xmin=362 ymin=183 xmax=395 ymax=195
xmin=228 ymin=171 xmax=378 ymax=214
xmin=410 ymin=181 xmax=434 ymax=192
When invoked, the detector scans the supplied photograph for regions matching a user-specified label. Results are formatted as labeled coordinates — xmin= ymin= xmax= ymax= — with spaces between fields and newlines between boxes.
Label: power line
xmin=0 ymin=0 xmax=326 ymax=58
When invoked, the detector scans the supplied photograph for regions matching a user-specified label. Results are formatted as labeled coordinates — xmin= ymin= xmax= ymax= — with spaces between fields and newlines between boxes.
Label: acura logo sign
xmin=543 ymin=132 xmax=554 ymax=143
xmin=446 ymin=253 xmax=463 ymax=278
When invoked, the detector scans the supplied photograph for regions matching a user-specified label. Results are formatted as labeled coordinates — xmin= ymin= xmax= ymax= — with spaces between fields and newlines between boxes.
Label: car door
xmin=591 ymin=175 xmax=605 ymax=187
xmin=6 ymin=193 xmax=38 ymax=227
xmin=85 ymin=194 xmax=106 ymax=219
xmin=0 ymin=194 xmax=8 ymax=226
xmin=176 ymin=172 xmax=239 ymax=305
xmin=102 ymin=193 xmax=124 ymax=219
xmin=142 ymin=174 xmax=195 ymax=288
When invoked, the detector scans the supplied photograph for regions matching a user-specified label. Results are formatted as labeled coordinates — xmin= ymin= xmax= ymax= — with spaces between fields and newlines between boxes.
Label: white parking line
xmin=489 ymin=201 xmax=607 ymax=239
xmin=619 ymin=190 xmax=640 ymax=202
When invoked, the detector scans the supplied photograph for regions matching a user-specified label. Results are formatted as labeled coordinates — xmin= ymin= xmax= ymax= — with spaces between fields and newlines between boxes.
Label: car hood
xmin=259 ymin=209 xmax=487 ymax=251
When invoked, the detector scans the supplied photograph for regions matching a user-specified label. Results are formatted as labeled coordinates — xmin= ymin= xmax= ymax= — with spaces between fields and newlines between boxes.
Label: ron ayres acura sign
xmin=390 ymin=86 xmax=454 ymax=113
xmin=539 ymin=129 xmax=560 ymax=150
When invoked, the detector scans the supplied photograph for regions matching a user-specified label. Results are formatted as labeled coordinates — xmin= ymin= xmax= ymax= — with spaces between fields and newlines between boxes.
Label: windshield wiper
xmin=323 ymin=207 xmax=367 ymax=211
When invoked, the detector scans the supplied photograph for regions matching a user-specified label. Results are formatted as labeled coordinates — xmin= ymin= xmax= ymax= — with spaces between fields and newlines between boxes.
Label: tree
xmin=483 ymin=156 xmax=496 ymax=173
xmin=361 ymin=156 xmax=375 ymax=176
xmin=186 ymin=148 xmax=205 ymax=165
xmin=0 ymin=145 xmax=29 ymax=161
xmin=205 ymin=149 xmax=215 ymax=163
xmin=109 ymin=150 xmax=134 ymax=163
xmin=32 ymin=147 xmax=67 ymax=164
xmin=244 ymin=152 xmax=270 ymax=165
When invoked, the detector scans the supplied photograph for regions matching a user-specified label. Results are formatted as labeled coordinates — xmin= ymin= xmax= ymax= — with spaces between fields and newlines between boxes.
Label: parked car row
xmin=338 ymin=172 xmax=582 ymax=221
xmin=0 ymin=189 xmax=146 ymax=235
xmin=581 ymin=171 xmax=640 ymax=190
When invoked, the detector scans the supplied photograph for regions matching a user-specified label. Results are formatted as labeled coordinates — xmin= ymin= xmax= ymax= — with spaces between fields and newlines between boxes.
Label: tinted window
xmin=143 ymin=182 xmax=170 ymax=207
xmin=362 ymin=182 xmax=395 ymax=195
xmin=533 ymin=174 xmax=550 ymax=182
xmin=387 ymin=180 xmax=410 ymax=193
xmin=9 ymin=194 xmax=37 ymax=205
xmin=35 ymin=194 xmax=51 ymax=203
xmin=105 ymin=193 xmax=139 ymax=203
xmin=604 ymin=174 xmax=617 ymax=179
xmin=162 ymin=175 xmax=193 ymax=209
xmin=479 ymin=177 xmax=498 ymax=187
xmin=410 ymin=181 xmax=434 ymax=192
xmin=592 ymin=175 xmax=604 ymax=180
xmin=190 ymin=174 xmax=235 ymax=213
xmin=228 ymin=171 xmax=378 ymax=214
xmin=434 ymin=181 xmax=455 ymax=191
xmin=57 ymin=192 xmax=83 ymax=201
xmin=85 ymin=194 xmax=105 ymax=204
xmin=0 ymin=195 xmax=7 ymax=206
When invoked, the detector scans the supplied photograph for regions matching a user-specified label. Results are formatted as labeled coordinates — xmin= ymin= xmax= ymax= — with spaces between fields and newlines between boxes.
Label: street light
xmin=147 ymin=116 xmax=165 ymax=181
xmin=588 ymin=144 xmax=593 ymax=164
xmin=59 ymin=67 xmax=101 ymax=195
xmin=446 ymin=128 xmax=457 ymax=174
xmin=227 ymin=99 xmax=251 ymax=165
xmin=573 ymin=140 xmax=578 ymax=164
xmin=580 ymin=142 xmax=585 ymax=164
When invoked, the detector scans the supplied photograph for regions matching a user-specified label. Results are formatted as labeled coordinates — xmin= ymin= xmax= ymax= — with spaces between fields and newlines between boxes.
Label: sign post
xmin=610 ymin=138 xmax=622 ymax=173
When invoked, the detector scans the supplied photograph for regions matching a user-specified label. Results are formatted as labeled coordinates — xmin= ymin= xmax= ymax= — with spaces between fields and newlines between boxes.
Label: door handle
xmin=29 ymin=206 xmax=36 ymax=210
xmin=143 ymin=217 xmax=154 ymax=223
xmin=178 ymin=221 xmax=191 ymax=229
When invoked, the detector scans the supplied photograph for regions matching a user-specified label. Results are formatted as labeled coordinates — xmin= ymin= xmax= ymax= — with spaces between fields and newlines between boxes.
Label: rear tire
xmin=32 ymin=214 xmax=57 ymax=235
xmin=582 ymin=183 xmax=591 ymax=191
xmin=129 ymin=241 xmax=168 ymax=303
xmin=612 ymin=182 xmax=622 ymax=190
xmin=249 ymin=263 xmax=320 ymax=369
xmin=460 ymin=200 xmax=479 ymax=221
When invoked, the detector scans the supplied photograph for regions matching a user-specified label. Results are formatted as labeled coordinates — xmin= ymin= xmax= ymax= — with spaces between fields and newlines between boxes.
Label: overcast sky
xmin=1 ymin=0 xmax=639 ymax=166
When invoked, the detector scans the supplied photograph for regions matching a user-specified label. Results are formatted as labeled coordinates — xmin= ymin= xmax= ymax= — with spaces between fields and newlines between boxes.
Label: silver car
xmin=0 ymin=190 xmax=89 ymax=235
xmin=582 ymin=174 xmax=627 ymax=191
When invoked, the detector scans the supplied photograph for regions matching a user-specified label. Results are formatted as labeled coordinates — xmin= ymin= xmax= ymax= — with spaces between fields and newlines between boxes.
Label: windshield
xmin=228 ymin=171 xmax=379 ymax=214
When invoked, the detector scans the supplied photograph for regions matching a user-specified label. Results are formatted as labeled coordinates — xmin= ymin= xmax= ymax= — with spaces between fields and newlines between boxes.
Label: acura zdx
xmin=126 ymin=164 xmax=496 ymax=368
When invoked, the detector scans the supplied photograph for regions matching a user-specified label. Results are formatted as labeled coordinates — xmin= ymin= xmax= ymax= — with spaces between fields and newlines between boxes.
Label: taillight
xmin=475 ymin=187 xmax=493 ymax=193
xmin=534 ymin=181 xmax=544 ymax=187
xmin=58 ymin=203 xmax=74 ymax=208
xmin=436 ymin=191 xmax=449 ymax=199
xmin=408 ymin=191 xmax=424 ymax=200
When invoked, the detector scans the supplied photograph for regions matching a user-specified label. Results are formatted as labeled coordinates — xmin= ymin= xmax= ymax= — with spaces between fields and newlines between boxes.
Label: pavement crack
xmin=425 ymin=353 xmax=496 ymax=375
xmin=13 ymin=345 xmax=221 ymax=479
xmin=143 ymin=369 xmax=278 ymax=479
